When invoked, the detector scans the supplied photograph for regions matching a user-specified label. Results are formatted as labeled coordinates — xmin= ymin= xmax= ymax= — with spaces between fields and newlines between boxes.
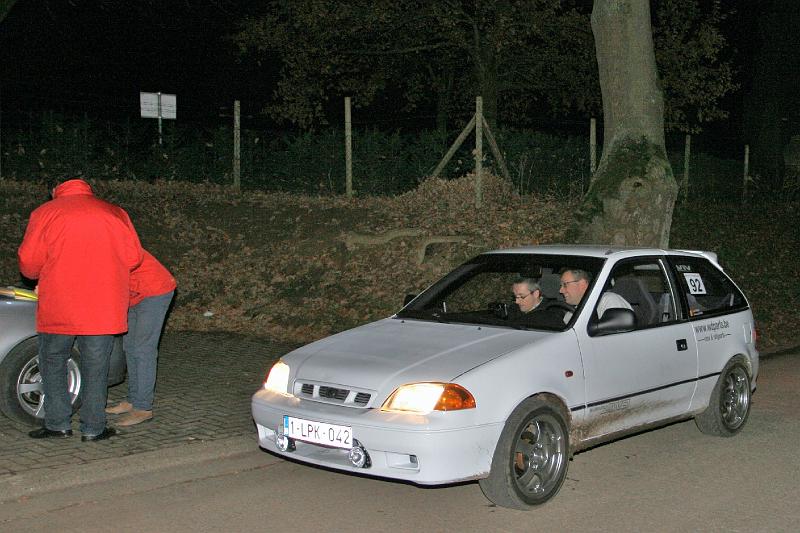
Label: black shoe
xmin=81 ymin=427 xmax=117 ymax=442
xmin=29 ymin=427 xmax=73 ymax=439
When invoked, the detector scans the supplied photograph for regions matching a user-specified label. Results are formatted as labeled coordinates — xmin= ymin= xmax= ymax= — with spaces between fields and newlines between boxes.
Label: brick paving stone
xmin=0 ymin=331 xmax=295 ymax=479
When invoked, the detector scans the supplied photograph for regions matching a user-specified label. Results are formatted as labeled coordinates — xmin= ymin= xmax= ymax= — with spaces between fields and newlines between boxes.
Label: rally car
xmin=251 ymin=245 xmax=758 ymax=509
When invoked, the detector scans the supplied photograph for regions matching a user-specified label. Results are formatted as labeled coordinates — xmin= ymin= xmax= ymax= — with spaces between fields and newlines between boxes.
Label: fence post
xmin=742 ymin=144 xmax=750 ymax=204
xmin=475 ymin=96 xmax=483 ymax=208
xmin=345 ymin=97 xmax=353 ymax=198
xmin=682 ymin=134 xmax=691 ymax=204
xmin=157 ymin=92 xmax=163 ymax=146
xmin=233 ymin=100 xmax=241 ymax=192
xmin=590 ymin=117 xmax=597 ymax=177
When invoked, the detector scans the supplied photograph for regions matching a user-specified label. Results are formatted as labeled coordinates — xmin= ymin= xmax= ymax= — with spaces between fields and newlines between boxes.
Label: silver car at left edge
xmin=0 ymin=288 xmax=126 ymax=425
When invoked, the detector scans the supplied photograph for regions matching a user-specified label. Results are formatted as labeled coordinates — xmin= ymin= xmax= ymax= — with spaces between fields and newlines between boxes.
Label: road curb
xmin=0 ymin=435 xmax=262 ymax=504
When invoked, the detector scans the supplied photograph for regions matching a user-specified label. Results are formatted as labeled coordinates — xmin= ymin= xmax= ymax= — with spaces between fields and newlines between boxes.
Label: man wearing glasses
xmin=511 ymin=278 xmax=544 ymax=314
xmin=559 ymin=269 xmax=631 ymax=323
xmin=509 ymin=277 xmax=564 ymax=327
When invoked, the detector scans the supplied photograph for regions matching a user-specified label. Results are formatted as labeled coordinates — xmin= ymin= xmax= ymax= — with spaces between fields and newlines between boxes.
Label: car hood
xmin=284 ymin=317 xmax=550 ymax=398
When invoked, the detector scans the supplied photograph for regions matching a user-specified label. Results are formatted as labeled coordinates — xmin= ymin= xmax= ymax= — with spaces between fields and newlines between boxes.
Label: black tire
xmin=695 ymin=361 xmax=751 ymax=437
xmin=0 ymin=337 xmax=82 ymax=426
xmin=479 ymin=398 xmax=570 ymax=510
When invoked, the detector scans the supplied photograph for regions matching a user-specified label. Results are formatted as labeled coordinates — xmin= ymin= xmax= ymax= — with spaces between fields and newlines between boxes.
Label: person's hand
xmin=34 ymin=285 xmax=39 ymax=295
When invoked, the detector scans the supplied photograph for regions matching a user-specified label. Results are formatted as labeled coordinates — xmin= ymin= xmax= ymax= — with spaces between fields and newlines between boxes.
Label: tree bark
xmin=566 ymin=0 xmax=678 ymax=248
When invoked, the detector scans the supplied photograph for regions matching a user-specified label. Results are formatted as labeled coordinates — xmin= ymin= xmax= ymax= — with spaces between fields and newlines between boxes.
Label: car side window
xmin=599 ymin=259 xmax=677 ymax=329
xmin=668 ymin=256 xmax=747 ymax=318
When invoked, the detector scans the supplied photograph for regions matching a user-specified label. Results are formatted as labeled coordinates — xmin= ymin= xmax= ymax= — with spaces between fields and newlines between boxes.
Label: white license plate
xmin=284 ymin=416 xmax=353 ymax=449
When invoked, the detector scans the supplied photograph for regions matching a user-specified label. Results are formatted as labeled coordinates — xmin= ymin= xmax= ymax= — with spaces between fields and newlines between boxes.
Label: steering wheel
xmin=542 ymin=301 xmax=575 ymax=314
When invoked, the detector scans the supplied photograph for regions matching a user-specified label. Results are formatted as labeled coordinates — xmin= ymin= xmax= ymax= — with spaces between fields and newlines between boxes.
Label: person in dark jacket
xmin=18 ymin=178 xmax=143 ymax=441
xmin=508 ymin=277 xmax=566 ymax=328
xmin=106 ymin=250 xmax=176 ymax=426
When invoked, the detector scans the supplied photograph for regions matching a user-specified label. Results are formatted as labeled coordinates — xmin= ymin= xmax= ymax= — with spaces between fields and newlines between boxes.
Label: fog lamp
xmin=348 ymin=439 xmax=371 ymax=468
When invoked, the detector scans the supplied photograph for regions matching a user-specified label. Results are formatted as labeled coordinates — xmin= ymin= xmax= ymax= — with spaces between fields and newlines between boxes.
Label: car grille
xmin=296 ymin=382 xmax=373 ymax=408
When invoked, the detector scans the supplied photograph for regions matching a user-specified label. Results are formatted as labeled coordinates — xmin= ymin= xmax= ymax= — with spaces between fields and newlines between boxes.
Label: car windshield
xmin=396 ymin=253 xmax=605 ymax=331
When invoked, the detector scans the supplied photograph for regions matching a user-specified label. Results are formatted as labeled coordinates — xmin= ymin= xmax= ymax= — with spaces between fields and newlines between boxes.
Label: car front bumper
xmin=251 ymin=388 xmax=503 ymax=485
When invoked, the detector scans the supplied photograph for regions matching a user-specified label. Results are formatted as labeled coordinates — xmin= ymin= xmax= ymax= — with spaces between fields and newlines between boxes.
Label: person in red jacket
xmin=18 ymin=178 xmax=143 ymax=441
xmin=106 ymin=250 xmax=176 ymax=426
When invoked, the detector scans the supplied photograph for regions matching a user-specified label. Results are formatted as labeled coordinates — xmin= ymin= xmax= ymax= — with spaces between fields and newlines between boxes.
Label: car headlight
xmin=381 ymin=382 xmax=476 ymax=414
xmin=263 ymin=361 xmax=291 ymax=395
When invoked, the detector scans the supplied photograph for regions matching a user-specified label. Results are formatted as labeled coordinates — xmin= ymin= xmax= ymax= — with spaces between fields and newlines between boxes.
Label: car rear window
xmin=668 ymin=256 xmax=748 ymax=318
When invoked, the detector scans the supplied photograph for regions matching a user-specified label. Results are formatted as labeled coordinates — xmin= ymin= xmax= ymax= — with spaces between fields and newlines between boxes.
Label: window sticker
xmin=683 ymin=273 xmax=707 ymax=295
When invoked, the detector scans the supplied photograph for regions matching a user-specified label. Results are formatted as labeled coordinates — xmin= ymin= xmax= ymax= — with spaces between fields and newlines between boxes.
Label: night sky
xmin=0 ymin=0 xmax=780 ymax=144
xmin=0 ymin=1 xmax=272 ymax=122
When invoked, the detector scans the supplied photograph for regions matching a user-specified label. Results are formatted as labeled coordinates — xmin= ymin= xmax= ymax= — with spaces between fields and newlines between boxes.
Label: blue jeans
xmin=123 ymin=291 xmax=174 ymax=411
xmin=38 ymin=333 xmax=114 ymax=435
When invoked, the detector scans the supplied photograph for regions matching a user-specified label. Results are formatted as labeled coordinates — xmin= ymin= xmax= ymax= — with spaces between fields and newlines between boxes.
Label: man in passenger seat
xmin=559 ymin=269 xmax=631 ymax=323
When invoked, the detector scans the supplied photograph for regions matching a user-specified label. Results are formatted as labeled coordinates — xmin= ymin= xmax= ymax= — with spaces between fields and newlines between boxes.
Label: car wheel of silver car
xmin=479 ymin=397 xmax=569 ymax=510
xmin=0 ymin=338 xmax=82 ymax=426
xmin=695 ymin=361 xmax=751 ymax=437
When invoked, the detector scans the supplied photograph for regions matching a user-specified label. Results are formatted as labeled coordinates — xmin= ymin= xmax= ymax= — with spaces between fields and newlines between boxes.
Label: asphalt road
xmin=1 ymin=353 xmax=797 ymax=532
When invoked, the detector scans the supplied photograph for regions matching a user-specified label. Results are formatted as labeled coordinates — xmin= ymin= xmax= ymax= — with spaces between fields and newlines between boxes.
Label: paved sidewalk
xmin=1 ymin=331 xmax=794 ymax=482
xmin=0 ymin=331 xmax=294 ymax=478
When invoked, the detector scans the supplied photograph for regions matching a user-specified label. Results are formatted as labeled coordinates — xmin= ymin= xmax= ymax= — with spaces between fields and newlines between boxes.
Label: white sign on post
xmin=140 ymin=92 xmax=176 ymax=119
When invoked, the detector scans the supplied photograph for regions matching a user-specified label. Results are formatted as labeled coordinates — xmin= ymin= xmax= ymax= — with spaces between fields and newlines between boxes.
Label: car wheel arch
xmin=498 ymin=391 xmax=573 ymax=445
xmin=1 ymin=335 xmax=38 ymax=362
xmin=728 ymin=353 xmax=754 ymax=379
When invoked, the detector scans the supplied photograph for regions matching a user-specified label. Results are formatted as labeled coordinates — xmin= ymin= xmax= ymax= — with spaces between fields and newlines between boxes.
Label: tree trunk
xmin=565 ymin=0 xmax=678 ymax=248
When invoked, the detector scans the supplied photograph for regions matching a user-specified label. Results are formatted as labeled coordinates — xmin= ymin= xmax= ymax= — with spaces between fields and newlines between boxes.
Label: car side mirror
xmin=403 ymin=294 xmax=417 ymax=307
xmin=587 ymin=308 xmax=636 ymax=336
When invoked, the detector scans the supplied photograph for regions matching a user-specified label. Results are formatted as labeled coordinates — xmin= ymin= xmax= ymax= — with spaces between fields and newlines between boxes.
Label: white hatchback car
xmin=251 ymin=245 xmax=758 ymax=509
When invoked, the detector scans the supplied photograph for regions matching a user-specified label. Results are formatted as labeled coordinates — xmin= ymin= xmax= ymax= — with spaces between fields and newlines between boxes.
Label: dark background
xmin=0 ymin=1 xmax=273 ymax=122
xmin=1 ymin=1 xmax=797 ymax=161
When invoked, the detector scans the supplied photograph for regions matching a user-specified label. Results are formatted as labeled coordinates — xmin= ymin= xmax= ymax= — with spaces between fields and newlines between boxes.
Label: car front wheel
xmin=479 ymin=397 xmax=570 ymax=510
xmin=695 ymin=361 xmax=751 ymax=437
xmin=0 ymin=338 xmax=82 ymax=426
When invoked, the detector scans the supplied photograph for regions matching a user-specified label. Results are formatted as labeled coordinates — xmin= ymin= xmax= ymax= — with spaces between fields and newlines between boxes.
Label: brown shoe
xmin=105 ymin=401 xmax=133 ymax=415
xmin=116 ymin=410 xmax=153 ymax=427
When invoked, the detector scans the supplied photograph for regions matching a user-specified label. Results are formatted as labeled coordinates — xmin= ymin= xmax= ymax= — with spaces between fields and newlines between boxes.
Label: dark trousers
xmin=38 ymin=333 xmax=114 ymax=435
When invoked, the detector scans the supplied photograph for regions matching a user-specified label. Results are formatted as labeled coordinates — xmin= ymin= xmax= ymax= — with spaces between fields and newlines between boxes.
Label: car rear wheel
xmin=479 ymin=397 xmax=569 ymax=510
xmin=0 ymin=338 xmax=82 ymax=426
xmin=695 ymin=361 xmax=751 ymax=437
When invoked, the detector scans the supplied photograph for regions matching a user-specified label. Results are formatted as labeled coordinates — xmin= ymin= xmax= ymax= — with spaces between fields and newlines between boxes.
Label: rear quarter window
xmin=668 ymin=256 xmax=748 ymax=318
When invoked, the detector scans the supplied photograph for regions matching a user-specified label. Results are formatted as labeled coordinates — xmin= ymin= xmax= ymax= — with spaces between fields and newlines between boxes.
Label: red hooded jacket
xmin=130 ymin=250 xmax=177 ymax=307
xmin=18 ymin=179 xmax=143 ymax=335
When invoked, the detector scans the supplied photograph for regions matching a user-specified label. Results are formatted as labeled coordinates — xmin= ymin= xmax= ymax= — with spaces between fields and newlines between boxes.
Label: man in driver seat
xmin=509 ymin=277 xmax=565 ymax=327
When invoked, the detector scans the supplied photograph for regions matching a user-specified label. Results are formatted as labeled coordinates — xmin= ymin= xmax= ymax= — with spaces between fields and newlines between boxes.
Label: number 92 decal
xmin=683 ymin=272 xmax=707 ymax=295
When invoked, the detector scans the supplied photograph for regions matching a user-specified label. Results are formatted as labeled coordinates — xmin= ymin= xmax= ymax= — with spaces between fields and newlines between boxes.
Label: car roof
xmin=484 ymin=244 xmax=719 ymax=264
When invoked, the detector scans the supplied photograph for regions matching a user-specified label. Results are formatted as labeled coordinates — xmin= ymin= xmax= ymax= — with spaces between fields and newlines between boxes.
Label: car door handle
xmin=676 ymin=339 xmax=688 ymax=351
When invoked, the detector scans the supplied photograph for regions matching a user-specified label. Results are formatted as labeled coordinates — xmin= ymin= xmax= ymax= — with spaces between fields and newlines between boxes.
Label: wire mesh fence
xmin=0 ymin=96 xmax=773 ymax=204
